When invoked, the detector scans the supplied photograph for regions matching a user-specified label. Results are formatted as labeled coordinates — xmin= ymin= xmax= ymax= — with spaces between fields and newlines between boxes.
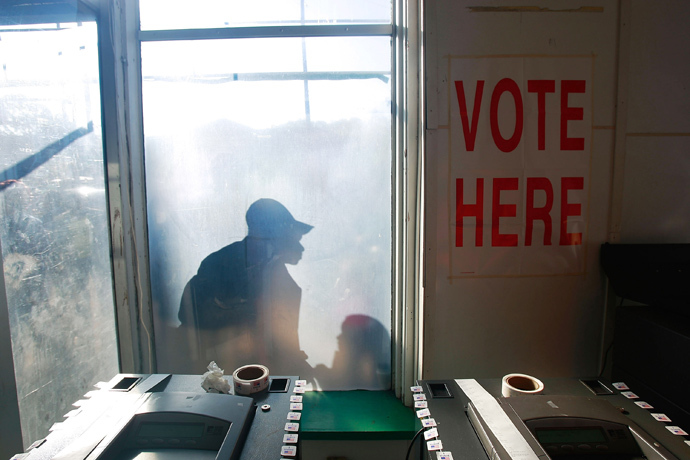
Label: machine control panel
xmin=120 ymin=413 xmax=230 ymax=450
xmin=524 ymin=416 xmax=642 ymax=458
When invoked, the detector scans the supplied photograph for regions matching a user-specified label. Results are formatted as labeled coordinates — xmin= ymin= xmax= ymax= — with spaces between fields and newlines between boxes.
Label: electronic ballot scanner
xmin=415 ymin=378 xmax=690 ymax=460
xmin=87 ymin=391 xmax=254 ymax=460
xmin=16 ymin=373 xmax=299 ymax=460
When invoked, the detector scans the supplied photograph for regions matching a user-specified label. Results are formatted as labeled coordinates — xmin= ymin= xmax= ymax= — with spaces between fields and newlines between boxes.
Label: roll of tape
xmin=233 ymin=364 xmax=270 ymax=396
xmin=501 ymin=373 xmax=544 ymax=397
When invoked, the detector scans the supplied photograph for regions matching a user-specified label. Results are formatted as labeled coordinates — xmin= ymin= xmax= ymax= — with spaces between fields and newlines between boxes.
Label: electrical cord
xmin=598 ymin=296 xmax=625 ymax=377
xmin=406 ymin=426 xmax=426 ymax=460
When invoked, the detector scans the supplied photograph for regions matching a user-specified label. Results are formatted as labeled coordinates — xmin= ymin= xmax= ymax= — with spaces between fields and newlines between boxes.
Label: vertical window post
xmin=0 ymin=238 xmax=23 ymax=460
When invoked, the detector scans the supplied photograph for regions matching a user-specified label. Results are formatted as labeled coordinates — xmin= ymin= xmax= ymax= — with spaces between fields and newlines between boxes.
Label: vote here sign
xmin=448 ymin=56 xmax=592 ymax=277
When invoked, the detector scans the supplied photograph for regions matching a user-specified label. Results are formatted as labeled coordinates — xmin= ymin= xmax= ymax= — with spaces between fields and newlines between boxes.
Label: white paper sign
xmin=448 ymin=56 xmax=592 ymax=277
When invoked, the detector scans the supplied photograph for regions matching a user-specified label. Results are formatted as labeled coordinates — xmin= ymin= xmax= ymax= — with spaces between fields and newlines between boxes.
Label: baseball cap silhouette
xmin=246 ymin=199 xmax=313 ymax=239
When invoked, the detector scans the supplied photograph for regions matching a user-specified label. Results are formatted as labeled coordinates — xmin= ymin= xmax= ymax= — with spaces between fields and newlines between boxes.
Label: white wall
xmin=617 ymin=0 xmax=690 ymax=244
xmin=423 ymin=1 xmax=620 ymax=379
xmin=423 ymin=0 xmax=690 ymax=380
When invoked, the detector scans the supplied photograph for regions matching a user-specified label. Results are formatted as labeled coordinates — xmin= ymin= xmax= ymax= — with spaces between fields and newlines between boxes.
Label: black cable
xmin=406 ymin=426 xmax=426 ymax=460
xmin=598 ymin=340 xmax=615 ymax=378
xmin=598 ymin=296 xmax=625 ymax=377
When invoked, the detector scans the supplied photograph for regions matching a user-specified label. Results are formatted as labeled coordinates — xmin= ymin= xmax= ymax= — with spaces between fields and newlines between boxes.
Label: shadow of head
xmin=246 ymin=198 xmax=313 ymax=240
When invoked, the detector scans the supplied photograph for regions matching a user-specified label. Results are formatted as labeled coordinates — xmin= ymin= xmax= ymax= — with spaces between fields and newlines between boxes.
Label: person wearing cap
xmin=177 ymin=198 xmax=313 ymax=376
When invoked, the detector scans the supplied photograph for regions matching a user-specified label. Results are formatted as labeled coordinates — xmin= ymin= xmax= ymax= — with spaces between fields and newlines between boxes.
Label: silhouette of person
xmin=177 ymin=198 xmax=313 ymax=376
xmin=314 ymin=314 xmax=391 ymax=390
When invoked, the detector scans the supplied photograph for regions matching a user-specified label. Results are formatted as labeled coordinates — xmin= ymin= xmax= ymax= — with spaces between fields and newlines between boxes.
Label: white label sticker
xmin=437 ymin=452 xmax=454 ymax=460
xmin=295 ymin=380 xmax=307 ymax=386
xmin=290 ymin=395 xmax=303 ymax=403
xmin=417 ymin=408 xmax=431 ymax=418
xmin=293 ymin=386 xmax=306 ymax=394
xmin=411 ymin=385 xmax=424 ymax=393
xmin=666 ymin=426 xmax=688 ymax=436
xmin=428 ymin=440 xmax=443 ymax=451
xmin=281 ymin=445 xmax=297 ymax=457
xmin=287 ymin=412 xmax=302 ymax=421
xmin=415 ymin=400 xmax=428 ymax=408
xmin=424 ymin=428 xmax=439 ymax=440
xmin=652 ymin=413 xmax=672 ymax=422
xmin=635 ymin=401 xmax=654 ymax=409
xmin=612 ymin=382 xmax=629 ymax=390
xmin=283 ymin=433 xmax=299 ymax=443
xmin=414 ymin=394 xmax=427 ymax=401
xmin=290 ymin=403 xmax=303 ymax=411
xmin=285 ymin=422 xmax=300 ymax=432
xmin=685 ymin=440 xmax=690 ymax=447
xmin=422 ymin=418 xmax=437 ymax=427
xmin=621 ymin=391 xmax=639 ymax=399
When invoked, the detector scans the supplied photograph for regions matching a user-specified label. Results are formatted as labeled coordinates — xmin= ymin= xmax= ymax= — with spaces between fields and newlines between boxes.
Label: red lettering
xmin=491 ymin=178 xmax=518 ymax=247
xmin=456 ymin=178 xmax=484 ymax=247
xmin=560 ymin=80 xmax=586 ymax=150
xmin=457 ymin=79 xmax=586 ymax=152
xmin=525 ymin=177 xmax=553 ymax=246
xmin=527 ymin=80 xmax=555 ymax=150
xmin=490 ymin=78 xmax=523 ymax=152
xmin=560 ymin=177 xmax=583 ymax=245
xmin=454 ymin=81 xmax=484 ymax=151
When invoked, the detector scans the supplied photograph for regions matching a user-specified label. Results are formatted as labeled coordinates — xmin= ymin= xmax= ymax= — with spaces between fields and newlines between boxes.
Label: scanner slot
xmin=427 ymin=383 xmax=453 ymax=398
xmin=111 ymin=377 xmax=141 ymax=392
xmin=268 ymin=378 xmax=290 ymax=393
xmin=580 ymin=379 xmax=614 ymax=396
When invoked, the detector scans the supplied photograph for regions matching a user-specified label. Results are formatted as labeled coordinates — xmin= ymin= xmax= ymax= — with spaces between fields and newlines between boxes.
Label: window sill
xmin=301 ymin=390 xmax=420 ymax=441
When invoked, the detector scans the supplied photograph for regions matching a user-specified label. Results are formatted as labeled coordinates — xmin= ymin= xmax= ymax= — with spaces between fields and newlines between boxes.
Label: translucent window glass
xmin=142 ymin=36 xmax=392 ymax=390
xmin=139 ymin=0 xmax=392 ymax=30
xmin=0 ymin=23 xmax=119 ymax=446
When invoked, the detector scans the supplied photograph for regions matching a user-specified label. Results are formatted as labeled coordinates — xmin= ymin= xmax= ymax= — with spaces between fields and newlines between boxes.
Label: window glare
xmin=141 ymin=37 xmax=391 ymax=131
xmin=139 ymin=0 xmax=392 ymax=30
xmin=142 ymin=35 xmax=393 ymax=390
xmin=0 ymin=22 xmax=119 ymax=447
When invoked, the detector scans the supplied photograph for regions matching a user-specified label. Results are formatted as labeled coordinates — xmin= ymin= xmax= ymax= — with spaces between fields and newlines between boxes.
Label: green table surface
xmin=300 ymin=390 xmax=421 ymax=441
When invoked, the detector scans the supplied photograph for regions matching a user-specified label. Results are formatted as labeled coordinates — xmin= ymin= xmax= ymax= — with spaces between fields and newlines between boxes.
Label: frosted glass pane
xmin=143 ymin=37 xmax=392 ymax=390
xmin=0 ymin=23 xmax=119 ymax=447
xmin=140 ymin=0 xmax=392 ymax=30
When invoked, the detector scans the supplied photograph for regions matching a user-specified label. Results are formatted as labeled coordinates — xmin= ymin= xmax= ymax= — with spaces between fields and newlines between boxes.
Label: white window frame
xmin=100 ymin=0 xmax=424 ymax=403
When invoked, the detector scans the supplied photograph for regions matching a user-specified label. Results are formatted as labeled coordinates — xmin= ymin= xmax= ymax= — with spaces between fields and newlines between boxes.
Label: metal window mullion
xmin=0 ymin=237 xmax=24 ymax=459
xmin=139 ymin=24 xmax=393 ymax=42
xmin=408 ymin=0 xmax=424 ymax=398
xmin=121 ymin=0 xmax=155 ymax=374
xmin=102 ymin=0 xmax=155 ymax=374
xmin=393 ymin=0 xmax=407 ymax=402
xmin=393 ymin=0 xmax=423 ymax=406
